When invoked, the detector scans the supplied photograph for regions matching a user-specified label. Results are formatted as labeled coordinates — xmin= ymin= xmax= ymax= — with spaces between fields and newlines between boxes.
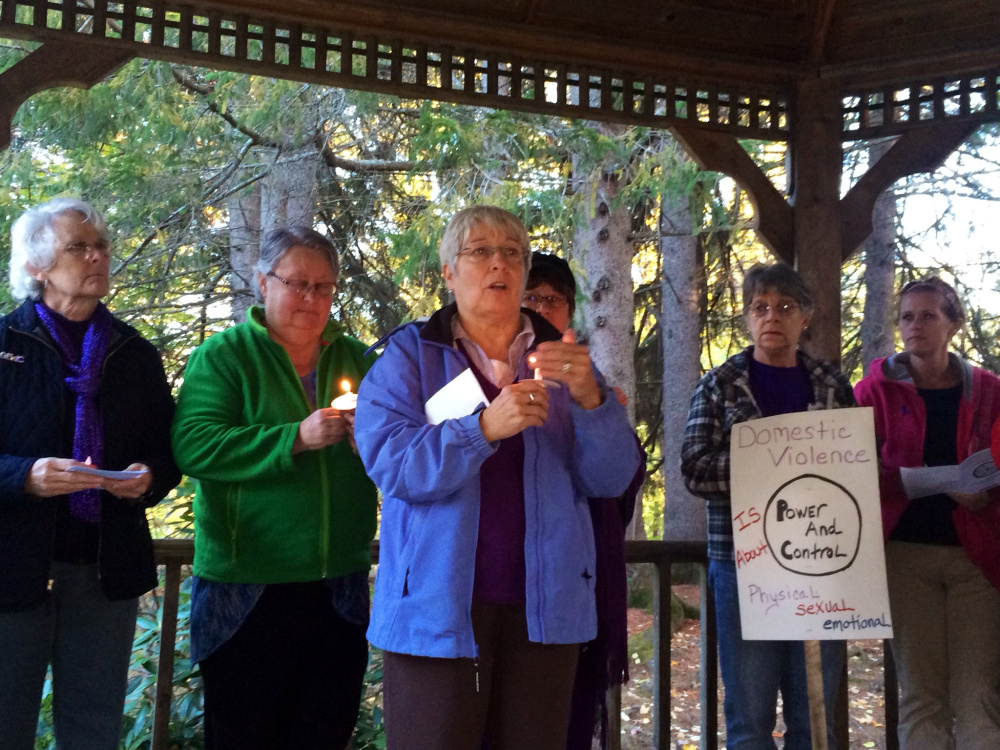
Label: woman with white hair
xmin=172 ymin=226 xmax=378 ymax=749
xmin=0 ymin=197 xmax=180 ymax=749
xmin=355 ymin=205 xmax=641 ymax=749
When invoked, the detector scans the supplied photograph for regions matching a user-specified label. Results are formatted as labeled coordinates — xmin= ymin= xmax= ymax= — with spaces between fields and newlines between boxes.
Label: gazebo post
xmin=789 ymin=76 xmax=845 ymax=365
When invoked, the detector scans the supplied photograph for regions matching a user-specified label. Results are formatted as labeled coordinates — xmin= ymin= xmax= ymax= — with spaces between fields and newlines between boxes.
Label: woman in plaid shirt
xmin=681 ymin=263 xmax=855 ymax=750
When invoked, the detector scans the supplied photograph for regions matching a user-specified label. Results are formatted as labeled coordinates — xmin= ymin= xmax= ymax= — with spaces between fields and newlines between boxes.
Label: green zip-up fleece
xmin=172 ymin=307 xmax=377 ymax=583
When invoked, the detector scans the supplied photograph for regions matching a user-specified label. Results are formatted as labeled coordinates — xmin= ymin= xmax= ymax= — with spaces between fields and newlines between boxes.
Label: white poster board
xmin=729 ymin=407 xmax=893 ymax=640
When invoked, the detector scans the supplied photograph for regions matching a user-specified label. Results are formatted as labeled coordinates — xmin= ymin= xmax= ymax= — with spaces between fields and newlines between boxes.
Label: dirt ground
xmin=619 ymin=585 xmax=889 ymax=750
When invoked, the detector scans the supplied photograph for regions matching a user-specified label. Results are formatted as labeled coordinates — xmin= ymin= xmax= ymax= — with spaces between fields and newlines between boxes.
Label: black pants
xmin=382 ymin=603 xmax=579 ymax=750
xmin=199 ymin=581 xmax=369 ymax=750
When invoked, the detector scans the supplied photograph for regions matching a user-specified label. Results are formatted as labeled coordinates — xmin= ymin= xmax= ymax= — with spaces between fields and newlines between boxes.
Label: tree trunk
xmin=572 ymin=122 xmax=642 ymax=537
xmin=261 ymin=146 xmax=320 ymax=230
xmin=860 ymin=139 xmax=898 ymax=374
xmin=229 ymin=185 xmax=261 ymax=324
xmin=659 ymin=178 xmax=707 ymax=543
xmin=230 ymin=146 xmax=319 ymax=324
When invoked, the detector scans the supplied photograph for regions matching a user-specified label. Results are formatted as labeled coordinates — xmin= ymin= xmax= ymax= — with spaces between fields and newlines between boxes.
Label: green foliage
xmin=120 ymin=577 xmax=203 ymax=749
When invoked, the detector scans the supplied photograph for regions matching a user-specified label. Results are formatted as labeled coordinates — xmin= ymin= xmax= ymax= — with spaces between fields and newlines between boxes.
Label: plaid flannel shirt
xmin=680 ymin=347 xmax=856 ymax=561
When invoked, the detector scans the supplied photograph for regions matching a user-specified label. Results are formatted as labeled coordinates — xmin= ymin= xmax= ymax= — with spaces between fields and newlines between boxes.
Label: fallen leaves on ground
xmin=618 ymin=586 xmax=889 ymax=749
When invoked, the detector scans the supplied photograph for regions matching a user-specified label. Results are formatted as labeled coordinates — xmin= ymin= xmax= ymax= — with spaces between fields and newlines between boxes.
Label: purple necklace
xmin=35 ymin=302 xmax=113 ymax=524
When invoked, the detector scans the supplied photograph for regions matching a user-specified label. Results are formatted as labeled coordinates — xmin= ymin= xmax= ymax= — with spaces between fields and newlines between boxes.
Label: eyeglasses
xmin=62 ymin=241 xmax=111 ymax=257
xmin=523 ymin=293 xmax=568 ymax=309
xmin=457 ymin=245 xmax=526 ymax=265
xmin=267 ymin=272 xmax=337 ymax=298
xmin=748 ymin=302 xmax=800 ymax=318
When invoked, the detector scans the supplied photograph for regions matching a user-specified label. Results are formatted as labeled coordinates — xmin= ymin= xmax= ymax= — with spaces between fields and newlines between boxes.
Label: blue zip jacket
xmin=355 ymin=304 xmax=642 ymax=658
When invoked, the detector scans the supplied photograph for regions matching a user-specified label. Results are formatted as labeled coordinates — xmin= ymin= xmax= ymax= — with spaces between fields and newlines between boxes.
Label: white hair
xmin=438 ymin=205 xmax=531 ymax=272
xmin=9 ymin=198 xmax=110 ymax=302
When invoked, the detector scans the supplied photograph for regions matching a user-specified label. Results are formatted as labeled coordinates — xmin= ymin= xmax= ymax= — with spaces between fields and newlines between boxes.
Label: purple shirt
xmin=461 ymin=353 xmax=527 ymax=604
xmin=748 ymin=356 xmax=812 ymax=417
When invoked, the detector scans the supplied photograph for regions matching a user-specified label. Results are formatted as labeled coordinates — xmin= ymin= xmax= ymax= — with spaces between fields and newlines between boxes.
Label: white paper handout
xmin=66 ymin=466 xmax=147 ymax=480
xmin=729 ymin=407 xmax=893 ymax=640
xmin=424 ymin=368 xmax=490 ymax=425
xmin=900 ymin=448 xmax=1000 ymax=500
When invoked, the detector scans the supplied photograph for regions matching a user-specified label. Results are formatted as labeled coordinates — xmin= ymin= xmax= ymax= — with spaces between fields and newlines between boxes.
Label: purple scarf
xmin=35 ymin=302 xmax=113 ymax=524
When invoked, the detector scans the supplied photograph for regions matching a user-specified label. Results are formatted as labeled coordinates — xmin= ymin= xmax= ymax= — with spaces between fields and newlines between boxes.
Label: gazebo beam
xmin=672 ymin=123 xmax=794 ymax=264
xmin=840 ymin=121 xmax=977 ymax=260
xmin=790 ymin=77 xmax=846 ymax=364
xmin=0 ymin=41 xmax=133 ymax=150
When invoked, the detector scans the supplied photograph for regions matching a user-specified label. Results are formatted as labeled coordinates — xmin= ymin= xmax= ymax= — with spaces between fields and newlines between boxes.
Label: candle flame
xmin=340 ymin=379 xmax=353 ymax=393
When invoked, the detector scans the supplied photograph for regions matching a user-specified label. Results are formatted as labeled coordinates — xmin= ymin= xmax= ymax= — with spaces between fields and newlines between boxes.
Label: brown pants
xmin=382 ymin=603 xmax=579 ymax=750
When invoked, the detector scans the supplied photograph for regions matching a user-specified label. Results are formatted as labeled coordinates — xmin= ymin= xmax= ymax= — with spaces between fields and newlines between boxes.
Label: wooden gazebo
xmin=2 ymin=0 xmax=1000 ymax=355
xmin=2 ymin=3 xmax=999 ymax=749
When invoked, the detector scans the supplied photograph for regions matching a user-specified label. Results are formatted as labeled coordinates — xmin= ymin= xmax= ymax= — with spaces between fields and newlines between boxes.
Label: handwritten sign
xmin=730 ymin=407 xmax=893 ymax=640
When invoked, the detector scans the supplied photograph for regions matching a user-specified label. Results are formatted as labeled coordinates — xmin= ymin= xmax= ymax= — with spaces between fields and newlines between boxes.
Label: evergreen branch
xmin=316 ymin=138 xmax=418 ymax=173
xmin=170 ymin=66 xmax=279 ymax=148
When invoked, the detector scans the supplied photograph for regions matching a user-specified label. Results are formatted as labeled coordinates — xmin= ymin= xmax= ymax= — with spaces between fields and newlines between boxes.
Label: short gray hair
xmin=9 ymin=198 xmax=110 ymax=302
xmin=253 ymin=226 xmax=339 ymax=302
xmin=742 ymin=262 xmax=815 ymax=315
xmin=438 ymin=206 xmax=531 ymax=272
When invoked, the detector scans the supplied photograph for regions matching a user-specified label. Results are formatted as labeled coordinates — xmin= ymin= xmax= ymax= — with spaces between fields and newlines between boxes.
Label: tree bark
xmin=659 ymin=175 xmax=707 ymax=543
xmin=261 ymin=146 xmax=320 ymax=230
xmin=573 ymin=122 xmax=641 ymax=536
xmin=859 ymin=139 xmax=898 ymax=374
xmin=229 ymin=185 xmax=261 ymax=324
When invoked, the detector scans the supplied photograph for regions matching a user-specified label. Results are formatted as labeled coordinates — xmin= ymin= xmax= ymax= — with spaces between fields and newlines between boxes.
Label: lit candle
xmin=330 ymin=379 xmax=358 ymax=411
xmin=528 ymin=354 xmax=543 ymax=381
xmin=527 ymin=354 xmax=558 ymax=387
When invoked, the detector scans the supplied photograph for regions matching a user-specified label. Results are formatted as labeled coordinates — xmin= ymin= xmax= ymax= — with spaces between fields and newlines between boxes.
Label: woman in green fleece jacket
xmin=172 ymin=227 xmax=378 ymax=750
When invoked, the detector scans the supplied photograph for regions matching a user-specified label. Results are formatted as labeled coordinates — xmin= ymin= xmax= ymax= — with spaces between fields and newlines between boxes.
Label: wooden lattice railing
xmin=843 ymin=73 xmax=1000 ymax=140
xmin=149 ymin=538 xmax=900 ymax=750
xmin=0 ymin=0 xmax=792 ymax=138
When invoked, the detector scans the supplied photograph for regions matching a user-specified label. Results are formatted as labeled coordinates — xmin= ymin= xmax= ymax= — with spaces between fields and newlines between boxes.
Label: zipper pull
xmin=474 ymin=644 xmax=481 ymax=693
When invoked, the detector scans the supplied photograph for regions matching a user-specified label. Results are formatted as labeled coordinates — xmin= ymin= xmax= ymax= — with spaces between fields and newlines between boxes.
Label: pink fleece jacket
xmin=993 ymin=416 xmax=1000 ymax=470
xmin=855 ymin=353 xmax=1000 ymax=590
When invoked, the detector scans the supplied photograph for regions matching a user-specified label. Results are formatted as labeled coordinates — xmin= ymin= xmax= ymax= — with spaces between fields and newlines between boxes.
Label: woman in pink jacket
xmin=855 ymin=277 xmax=1000 ymax=750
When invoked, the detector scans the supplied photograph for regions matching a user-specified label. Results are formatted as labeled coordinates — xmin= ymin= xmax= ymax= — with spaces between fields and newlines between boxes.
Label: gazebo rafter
xmin=1 ymin=0 xmax=999 ymax=358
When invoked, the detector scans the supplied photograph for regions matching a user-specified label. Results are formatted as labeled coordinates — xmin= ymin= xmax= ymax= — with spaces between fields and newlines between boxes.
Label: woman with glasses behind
xmin=0 ymin=198 xmax=180 ymax=749
xmin=855 ymin=277 xmax=1000 ymax=749
xmin=355 ymin=206 xmax=641 ymax=749
xmin=681 ymin=263 xmax=852 ymax=750
xmin=523 ymin=252 xmax=644 ymax=750
xmin=172 ymin=227 xmax=378 ymax=749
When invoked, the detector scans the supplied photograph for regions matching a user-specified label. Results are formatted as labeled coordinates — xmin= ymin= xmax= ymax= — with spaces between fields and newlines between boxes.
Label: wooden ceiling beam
xmin=840 ymin=120 xmax=977 ymax=260
xmin=0 ymin=41 xmax=133 ymax=150
xmin=808 ymin=0 xmax=838 ymax=66
xmin=671 ymin=123 xmax=794 ymax=263
xmin=821 ymin=47 xmax=1000 ymax=88
xmin=192 ymin=0 xmax=799 ymax=85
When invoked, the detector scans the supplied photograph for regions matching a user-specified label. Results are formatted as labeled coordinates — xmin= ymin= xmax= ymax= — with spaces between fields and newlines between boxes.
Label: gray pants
xmin=887 ymin=541 xmax=1000 ymax=750
xmin=0 ymin=562 xmax=139 ymax=750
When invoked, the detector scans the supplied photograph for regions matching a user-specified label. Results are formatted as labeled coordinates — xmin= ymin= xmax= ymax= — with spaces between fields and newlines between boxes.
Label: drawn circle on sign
xmin=763 ymin=473 xmax=861 ymax=577
xmin=972 ymin=459 xmax=999 ymax=480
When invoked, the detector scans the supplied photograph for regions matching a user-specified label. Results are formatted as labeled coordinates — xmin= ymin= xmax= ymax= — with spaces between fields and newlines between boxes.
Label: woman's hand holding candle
xmin=529 ymin=330 xmax=602 ymax=410
xmin=292 ymin=408 xmax=347 ymax=455
xmin=479 ymin=380 xmax=550 ymax=443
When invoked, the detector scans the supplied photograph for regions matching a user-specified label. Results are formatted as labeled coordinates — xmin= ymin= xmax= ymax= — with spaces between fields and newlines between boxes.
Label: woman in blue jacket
xmin=355 ymin=205 xmax=641 ymax=750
